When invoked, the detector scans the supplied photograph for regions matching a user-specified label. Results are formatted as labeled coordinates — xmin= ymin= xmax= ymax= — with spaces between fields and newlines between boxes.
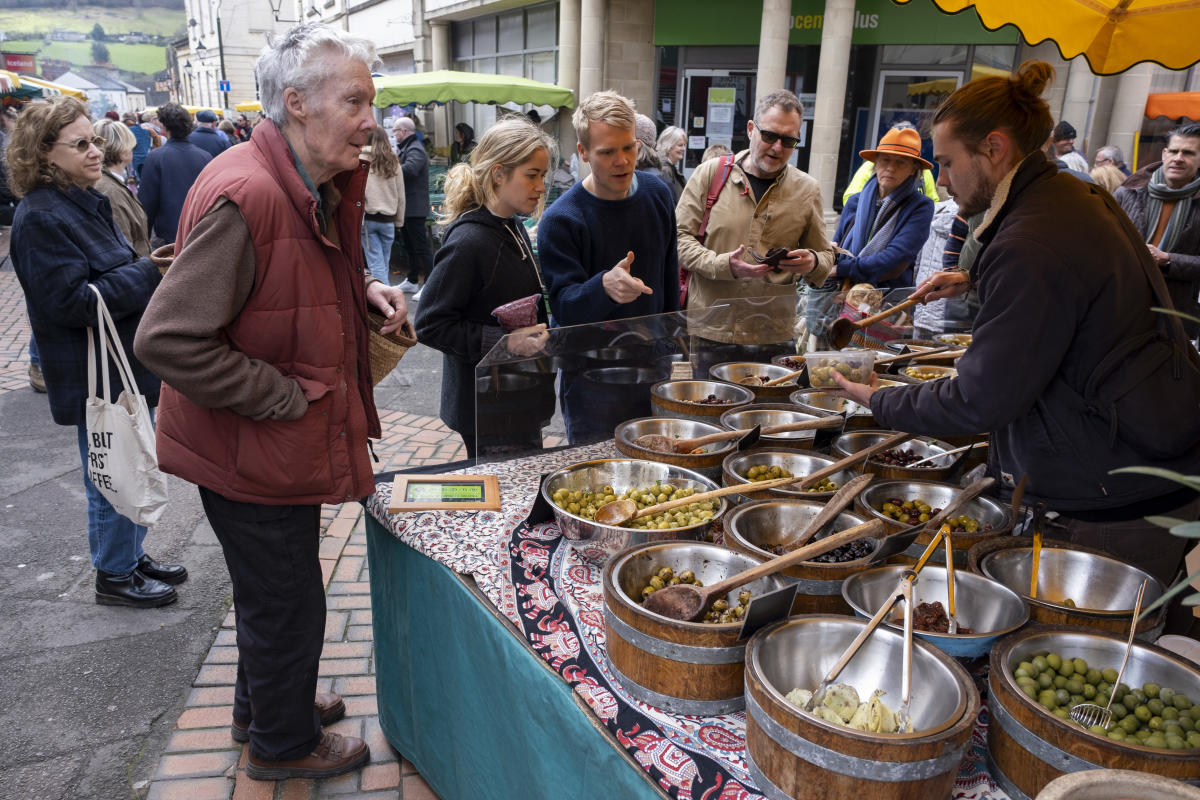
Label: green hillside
xmin=0 ymin=7 xmax=183 ymax=38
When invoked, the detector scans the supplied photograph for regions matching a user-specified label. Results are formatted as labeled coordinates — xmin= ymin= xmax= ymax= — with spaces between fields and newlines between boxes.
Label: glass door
xmin=859 ymin=70 xmax=962 ymax=180
xmin=681 ymin=69 xmax=756 ymax=177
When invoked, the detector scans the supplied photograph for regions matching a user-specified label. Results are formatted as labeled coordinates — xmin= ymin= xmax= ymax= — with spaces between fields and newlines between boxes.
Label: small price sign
xmin=387 ymin=474 xmax=501 ymax=512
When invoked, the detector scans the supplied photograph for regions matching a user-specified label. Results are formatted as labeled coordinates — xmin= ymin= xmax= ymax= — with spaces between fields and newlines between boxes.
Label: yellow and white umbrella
xmin=19 ymin=75 xmax=86 ymax=99
xmin=234 ymin=101 xmax=262 ymax=112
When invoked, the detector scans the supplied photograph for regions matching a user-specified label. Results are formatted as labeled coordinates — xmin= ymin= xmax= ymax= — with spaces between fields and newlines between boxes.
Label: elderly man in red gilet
xmin=135 ymin=23 xmax=407 ymax=782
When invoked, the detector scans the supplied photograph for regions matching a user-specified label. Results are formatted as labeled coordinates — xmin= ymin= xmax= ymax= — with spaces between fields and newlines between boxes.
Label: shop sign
xmin=654 ymin=0 xmax=1017 ymax=46
xmin=3 ymin=52 xmax=35 ymax=72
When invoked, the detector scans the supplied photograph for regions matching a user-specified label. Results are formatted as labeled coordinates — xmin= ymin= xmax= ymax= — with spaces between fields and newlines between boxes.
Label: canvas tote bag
xmin=85 ymin=284 xmax=169 ymax=527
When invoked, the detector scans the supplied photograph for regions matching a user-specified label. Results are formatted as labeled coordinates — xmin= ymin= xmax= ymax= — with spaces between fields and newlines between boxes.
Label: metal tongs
xmin=804 ymin=526 xmax=950 ymax=733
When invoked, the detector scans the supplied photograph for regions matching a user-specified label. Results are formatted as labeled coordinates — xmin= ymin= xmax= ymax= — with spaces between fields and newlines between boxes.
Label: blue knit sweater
xmin=538 ymin=171 xmax=680 ymax=325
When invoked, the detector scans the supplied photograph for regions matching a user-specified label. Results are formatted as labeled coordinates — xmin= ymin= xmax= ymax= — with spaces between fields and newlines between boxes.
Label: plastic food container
xmin=805 ymin=350 xmax=876 ymax=388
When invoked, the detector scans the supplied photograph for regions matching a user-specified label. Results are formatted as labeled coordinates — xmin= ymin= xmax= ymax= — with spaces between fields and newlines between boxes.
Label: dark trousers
xmin=199 ymin=487 xmax=324 ymax=761
xmin=399 ymin=216 xmax=432 ymax=283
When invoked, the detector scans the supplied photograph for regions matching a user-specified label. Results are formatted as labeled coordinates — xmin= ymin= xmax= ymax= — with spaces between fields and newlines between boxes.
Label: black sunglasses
xmin=753 ymin=122 xmax=800 ymax=150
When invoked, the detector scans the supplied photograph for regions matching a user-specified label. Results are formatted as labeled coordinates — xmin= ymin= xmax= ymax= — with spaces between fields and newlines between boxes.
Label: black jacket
xmin=414 ymin=207 xmax=547 ymax=434
xmin=873 ymin=152 xmax=1200 ymax=512
xmin=396 ymin=135 xmax=430 ymax=219
xmin=1115 ymin=161 xmax=1200 ymax=335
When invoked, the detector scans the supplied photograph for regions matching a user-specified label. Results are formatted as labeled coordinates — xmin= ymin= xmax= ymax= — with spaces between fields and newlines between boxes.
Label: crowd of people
xmin=3 ymin=18 xmax=1199 ymax=786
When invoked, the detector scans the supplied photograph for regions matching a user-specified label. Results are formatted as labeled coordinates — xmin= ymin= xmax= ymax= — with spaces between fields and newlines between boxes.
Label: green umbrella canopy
xmin=372 ymin=70 xmax=575 ymax=109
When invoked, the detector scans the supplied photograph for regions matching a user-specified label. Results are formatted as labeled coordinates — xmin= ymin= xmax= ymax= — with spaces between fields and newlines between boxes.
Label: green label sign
xmin=654 ymin=0 xmax=1017 ymax=46
xmin=405 ymin=481 xmax=486 ymax=503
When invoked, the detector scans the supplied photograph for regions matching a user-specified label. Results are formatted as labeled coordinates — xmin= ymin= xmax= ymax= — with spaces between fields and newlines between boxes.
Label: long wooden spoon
xmin=641 ymin=518 xmax=886 ymax=621
xmin=631 ymin=416 xmax=842 ymax=454
xmin=596 ymin=430 xmax=913 ymax=527
xmin=762 ymin=365 xmax=806 ymax=387
xmin=828 ymin=295 xmax=924 ymax=349
xmin=872 ymin=346 xmax=955 ymax=369
xmin=782 ymin=473 xmax=875 ymax=553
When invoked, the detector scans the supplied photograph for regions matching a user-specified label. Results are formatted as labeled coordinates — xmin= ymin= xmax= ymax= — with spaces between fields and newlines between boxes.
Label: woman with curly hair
xmin=8 ymin=96 xmax=185 ymax=607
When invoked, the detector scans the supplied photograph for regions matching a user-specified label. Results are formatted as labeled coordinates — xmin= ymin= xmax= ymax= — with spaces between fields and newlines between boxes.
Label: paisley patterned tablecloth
xmin=366 ymin=443 xmax=1012 ymax=800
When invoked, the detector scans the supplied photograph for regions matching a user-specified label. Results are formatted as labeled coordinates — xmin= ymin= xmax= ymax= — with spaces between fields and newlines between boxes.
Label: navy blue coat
xmin=11 ymin=185 xmax=162 ymax=426
xmin=397 ymin=135 xmax=429 ymax=219
xmin=187 ymin=126 xmax=229 ymax=159
xmin=139 ymin=138 xmax=211 ymax=243
xmin=833 ymin=175 xmax=934 ymax=289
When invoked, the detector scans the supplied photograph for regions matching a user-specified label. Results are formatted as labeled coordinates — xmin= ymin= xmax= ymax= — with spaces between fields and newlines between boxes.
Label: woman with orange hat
xmin=831 ymin=126 xmax=935 ymax=290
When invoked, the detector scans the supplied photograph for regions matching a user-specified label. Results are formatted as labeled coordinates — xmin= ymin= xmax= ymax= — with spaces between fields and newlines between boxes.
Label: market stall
xmin=366 ymin=302 xmax=1200 ymax=800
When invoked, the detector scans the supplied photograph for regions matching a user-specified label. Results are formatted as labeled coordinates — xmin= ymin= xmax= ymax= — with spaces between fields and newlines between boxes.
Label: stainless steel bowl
xmin=789 ymin=389 xmax=869 ymax=421
xmin=709 ymin=361 xmax=800 ymax=401
xmin=857 ymin=479 xmax=1012 ymax=535
xmin=747 ymin=615 xmax=971 ymax=737
xmin=999 ymin=629 xmax=1200 ymax=751
xmin=541 ymin=459 xmax=726 ymax=561
xmin=650 ymin=379 xmax=756 ymax=423
xmin=981 ymin=548 xmax=1165 ymax=615
xmin=476 ymin=372 xmax=540 ymax=393
xmin=885 ymin=338 xmax=940 ymax=353
xmin=842 ymin=566 xmax=1029 ymax=659
xmin=726 ymin=499 xmax=875 ymax=561
xmin=614 ymin=417 xmax=735 ymax=480
xmin=722 ymin=450 xmax=859 ymax=502
xmin=771 ymin=354 xmax=807 ymax=371
xmin=581 ymin=345 xmax=652 ymax=367
xmin=610 ymin=541 xmax=790 ymax=627
xmin=832 ymin=429 xmax=963 ymax=480
xmin=933 ymin=333 xmax=972 ymax=348
xmin=720 ymin=404 xmax=822 ymax=447
xmin=900 ymin=365 xmax=958 ymax=382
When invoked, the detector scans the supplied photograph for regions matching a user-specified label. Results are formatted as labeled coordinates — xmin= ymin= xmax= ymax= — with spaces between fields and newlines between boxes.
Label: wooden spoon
xmin=872 ymin=345 xmax=954 ymax=369
xmin=631 ymin=417 xmax=842 ymax=454
xmin=828 ymin=295 xmax=924 ymax=349
xmin=781 ymin=473 xmax=875 ymax=553
xmin=762 ymin=365 xmax=806 ymax=387
xmin=597 ymin=430 xmax=912 ymax=527
xmin=641 ymin=518 xmax=886 ymax=621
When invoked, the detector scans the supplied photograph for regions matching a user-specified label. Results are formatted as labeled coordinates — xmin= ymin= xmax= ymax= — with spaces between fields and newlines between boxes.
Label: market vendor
xmin=832 ymin=60 xmax=1200 ymax=589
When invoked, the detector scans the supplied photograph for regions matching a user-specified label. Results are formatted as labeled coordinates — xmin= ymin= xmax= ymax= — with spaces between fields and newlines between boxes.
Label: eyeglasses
xmin=753 ymin=122 xmax=800 ymax=150
xmin=50 ymin=135 xmax=105 ymax=153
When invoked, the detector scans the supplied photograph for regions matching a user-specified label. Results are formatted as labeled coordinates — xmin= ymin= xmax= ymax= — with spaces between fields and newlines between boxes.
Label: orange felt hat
xmin=860 ymin=127 xmax=933 ymax=171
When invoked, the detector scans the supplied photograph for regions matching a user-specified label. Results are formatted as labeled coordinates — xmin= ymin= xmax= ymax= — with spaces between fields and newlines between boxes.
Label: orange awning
xmin=1145 ymin=92 xmax=1200 ymax=120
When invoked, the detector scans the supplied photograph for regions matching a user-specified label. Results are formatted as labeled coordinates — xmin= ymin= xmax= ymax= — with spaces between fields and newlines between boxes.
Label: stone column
xmin=557 ymin=0 xmax=581 ymax=164
xmin=755 ymin=0 xmax=791 ymax=107
xmin=579 ymin=0 xmax=605 ymax=102
xmin=809 ymin=0 xmax=854 ymax=213
xmin=430 ymin=21 xmax=450 ymax=151
xmin=1059 ymin=55 xmax=1096 ymax=153
xmin=1109 ymin=63 xmax=1154 ymax=171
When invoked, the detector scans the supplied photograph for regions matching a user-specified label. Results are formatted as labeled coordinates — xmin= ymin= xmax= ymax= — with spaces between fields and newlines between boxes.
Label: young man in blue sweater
xmin=538 ymin=90 xmax=680 ymax=442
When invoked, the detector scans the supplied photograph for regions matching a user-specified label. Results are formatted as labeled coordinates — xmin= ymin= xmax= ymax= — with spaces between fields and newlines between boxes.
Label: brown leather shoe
xmin=231 ymin=691 xmax=346 ymax=743
xmin=245 ymin=731 xmax=369 ymax=781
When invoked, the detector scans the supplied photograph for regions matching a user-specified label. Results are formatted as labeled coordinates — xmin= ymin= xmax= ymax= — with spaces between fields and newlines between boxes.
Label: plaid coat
xmin=11 ymin=184 xmax=162 ymax=426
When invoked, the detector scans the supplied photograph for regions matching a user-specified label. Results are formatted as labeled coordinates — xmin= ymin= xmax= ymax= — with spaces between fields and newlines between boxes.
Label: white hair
xmin=256 ymin=23 xmax=379 ymax=126
xmin=394 ymin=116 xmax=414 ymax=134
xmin=655 ymin=126 xmax=685 ymax=164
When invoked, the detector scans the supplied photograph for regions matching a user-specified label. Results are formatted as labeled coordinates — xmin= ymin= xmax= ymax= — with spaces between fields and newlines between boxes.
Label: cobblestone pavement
xmin=0 ymin=233 xmax=561 ymax=799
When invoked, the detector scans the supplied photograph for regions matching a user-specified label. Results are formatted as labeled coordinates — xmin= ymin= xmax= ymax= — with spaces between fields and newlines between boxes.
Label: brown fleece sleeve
xmin=134 ymin=198 xmax=308 ymax=421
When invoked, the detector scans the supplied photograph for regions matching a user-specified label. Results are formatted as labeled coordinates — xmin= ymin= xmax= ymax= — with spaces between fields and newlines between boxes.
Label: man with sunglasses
xmin=677 ymin=90 xmax=833 ymax=355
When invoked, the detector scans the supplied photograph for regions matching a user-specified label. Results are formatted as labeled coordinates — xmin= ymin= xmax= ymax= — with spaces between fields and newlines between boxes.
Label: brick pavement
xmin=0 ymin=245 xmax=555 ymax=798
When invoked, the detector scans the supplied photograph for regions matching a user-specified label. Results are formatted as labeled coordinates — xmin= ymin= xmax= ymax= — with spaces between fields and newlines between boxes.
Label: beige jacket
xmin=96 ymin=169 xmax=152 ymax=257
xmin=677 ymin=151 xmax=833 ymax=343
xmin=364 ymin=168 xmax=405 ymax=224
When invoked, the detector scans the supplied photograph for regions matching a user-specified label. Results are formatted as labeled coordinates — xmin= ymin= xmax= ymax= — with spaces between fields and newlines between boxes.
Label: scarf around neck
xmin=854 ymin=173 xmax=917 ymax=260
xmin=1145 ymin=165 xmax=1200 ymax=252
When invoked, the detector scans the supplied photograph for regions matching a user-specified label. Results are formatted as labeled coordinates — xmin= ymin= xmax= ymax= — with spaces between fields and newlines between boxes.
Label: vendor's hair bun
xmin=1012 ymin=60 xmax=1055 ymax=100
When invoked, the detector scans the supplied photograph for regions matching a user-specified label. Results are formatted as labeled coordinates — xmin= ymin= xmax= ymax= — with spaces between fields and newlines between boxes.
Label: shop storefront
xmin=653 ymin=0 xmax=1019 ymax=202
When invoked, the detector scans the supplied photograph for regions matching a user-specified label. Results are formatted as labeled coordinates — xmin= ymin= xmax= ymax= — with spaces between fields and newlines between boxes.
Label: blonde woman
xmin=93 ymin=118 xmax=152 ymax=256
xmin=362 ymin=125 xmax=405 ymax=284
xmin=414 ymin=117 xmax=553 ymax=456
xmin=1089 ymin=163 xmax=1126 ymax=194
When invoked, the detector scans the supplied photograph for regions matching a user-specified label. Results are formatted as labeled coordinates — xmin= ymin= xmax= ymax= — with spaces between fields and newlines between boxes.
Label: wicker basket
xmin=150 ymin=243 xmax=174 ymax=276
xmin=367 ymin=311 xmax=417 ymax=385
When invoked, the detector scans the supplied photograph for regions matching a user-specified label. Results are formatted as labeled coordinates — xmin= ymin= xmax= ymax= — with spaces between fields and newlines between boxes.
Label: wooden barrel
xmin=724 ymin=499 xmax=876 ymax=616
xmin=744 ymin=615 xmax=979 ymax=800
xmin=854 ymin=478 xmax=1013 ymax=569
xmin=988 ymin=626 xmax=1200 ymax=800
xmin=967 ymin=537 xmax=1167 ymax=637
xmin=601 ymin=541 xmax=790 ymax=715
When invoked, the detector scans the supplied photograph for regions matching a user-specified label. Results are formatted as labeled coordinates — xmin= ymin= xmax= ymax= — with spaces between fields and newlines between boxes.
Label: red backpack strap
xmin=696 ymin=153 xmax=736 ymax=244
